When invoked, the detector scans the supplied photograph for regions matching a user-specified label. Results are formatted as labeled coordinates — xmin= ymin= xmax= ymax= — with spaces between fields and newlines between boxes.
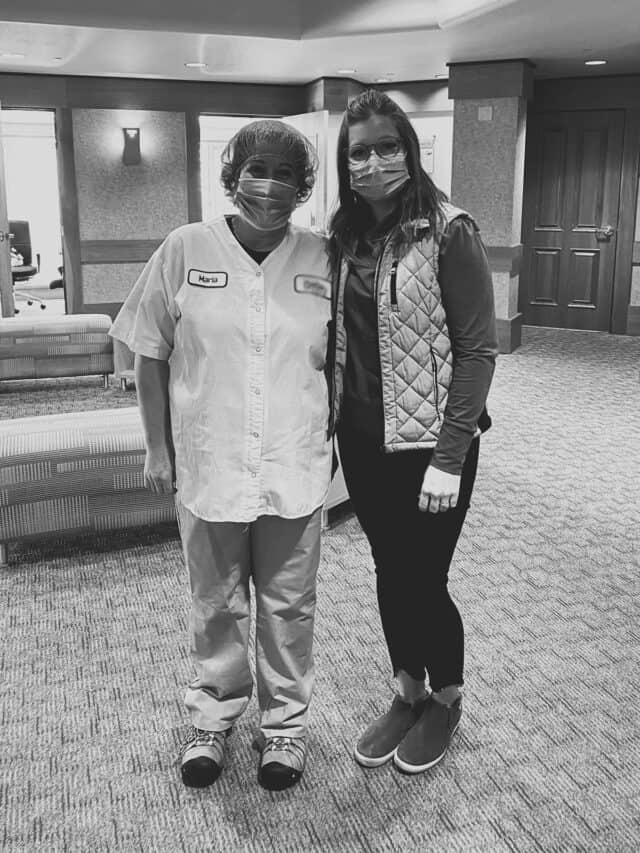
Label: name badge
xmin=294 ymin=275 xmax=331 ymax=300
xmin=188 ymin=270 xmax=228 ymax=288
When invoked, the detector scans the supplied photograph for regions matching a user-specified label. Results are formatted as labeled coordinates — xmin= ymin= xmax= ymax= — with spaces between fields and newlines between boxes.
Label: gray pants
xmin=177 ymin=502 xmax=323 ymax=739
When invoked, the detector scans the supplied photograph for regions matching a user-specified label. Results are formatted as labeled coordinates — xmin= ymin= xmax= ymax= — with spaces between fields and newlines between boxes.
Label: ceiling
xmin=0 ymin=0 xmax=639 ymax=85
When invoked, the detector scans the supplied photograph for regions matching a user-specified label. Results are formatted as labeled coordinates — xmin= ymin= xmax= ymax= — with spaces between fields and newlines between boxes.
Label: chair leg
xmin=103 ymin=374 xmax=109 ymax=390
xmin=0 ymin=543 xmax=8 ymax=566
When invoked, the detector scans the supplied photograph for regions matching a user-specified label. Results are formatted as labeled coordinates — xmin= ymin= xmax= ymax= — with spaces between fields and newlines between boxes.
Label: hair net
xmin=220 ymin=119 xmax=318 ymax=203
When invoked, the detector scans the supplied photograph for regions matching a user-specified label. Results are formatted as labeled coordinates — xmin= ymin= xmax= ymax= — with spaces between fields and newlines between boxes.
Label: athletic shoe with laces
xmin=393 ymin=695 xmax=462 ymax=773
xmin=257 ymin=735 xmax=307 ymax=791
xmin=353 ymin=694 xmax=428 ymax=767
xmin=180 ymin=726 xmax=230 ymax=788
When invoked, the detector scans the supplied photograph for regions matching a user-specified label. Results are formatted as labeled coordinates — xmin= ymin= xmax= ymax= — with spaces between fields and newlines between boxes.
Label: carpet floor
xmin=1 ymin=326 xmax=639 ymax=852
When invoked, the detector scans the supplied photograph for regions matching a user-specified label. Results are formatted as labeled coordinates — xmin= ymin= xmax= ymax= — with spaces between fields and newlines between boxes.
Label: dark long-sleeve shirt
xmin=342 ymin=216 xmax=498 ymax=475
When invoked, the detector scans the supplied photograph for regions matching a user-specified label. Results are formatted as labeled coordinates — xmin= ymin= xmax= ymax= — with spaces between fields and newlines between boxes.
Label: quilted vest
xmin=329 ymin=203 xmax=472 ymax=451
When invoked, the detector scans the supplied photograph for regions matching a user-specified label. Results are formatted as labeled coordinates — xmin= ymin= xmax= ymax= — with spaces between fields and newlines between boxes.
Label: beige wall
xmin=451 ymin=97 xmax=525 ymax=245
xmin=72 ymin=108 xmax=189 ymax=306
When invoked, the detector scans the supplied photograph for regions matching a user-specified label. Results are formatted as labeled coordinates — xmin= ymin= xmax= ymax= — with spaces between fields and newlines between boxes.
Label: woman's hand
xmin=144 ymin=444 xmax=176 ymax=494
xmin=418 ymin=465 xmax=461 ymax=513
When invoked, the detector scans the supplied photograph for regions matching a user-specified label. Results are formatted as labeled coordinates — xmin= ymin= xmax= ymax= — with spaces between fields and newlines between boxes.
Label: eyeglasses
xmin=347 ymin=138 xmax=405 ymax=164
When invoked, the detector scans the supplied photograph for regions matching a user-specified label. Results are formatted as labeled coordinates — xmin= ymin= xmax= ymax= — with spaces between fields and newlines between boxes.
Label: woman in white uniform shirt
xmin=110 ymin=121 xmax=333 ymax=791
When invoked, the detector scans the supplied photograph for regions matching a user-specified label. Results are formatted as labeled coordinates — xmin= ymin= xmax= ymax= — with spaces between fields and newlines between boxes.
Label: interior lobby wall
xmin=73 ymin=108 xmax=188 ymax=307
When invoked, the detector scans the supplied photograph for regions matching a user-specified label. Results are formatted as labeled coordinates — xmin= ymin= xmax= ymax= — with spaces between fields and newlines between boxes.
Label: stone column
xmin=448 ymin=60 xmax=534 ymax=353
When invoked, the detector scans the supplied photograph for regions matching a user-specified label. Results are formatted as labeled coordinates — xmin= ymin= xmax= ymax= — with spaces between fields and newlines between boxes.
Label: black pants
xmin=337 ymin=424 xmax=480 ymax=691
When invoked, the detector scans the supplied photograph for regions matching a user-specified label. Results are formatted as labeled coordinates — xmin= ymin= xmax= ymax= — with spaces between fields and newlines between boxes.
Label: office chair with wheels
xmin=9 ymin=220 xmax=46 ymax=312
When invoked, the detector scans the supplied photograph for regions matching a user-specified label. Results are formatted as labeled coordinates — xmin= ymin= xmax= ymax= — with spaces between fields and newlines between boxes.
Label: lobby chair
xmin=10 ymin=220 xmax=46 ymax=313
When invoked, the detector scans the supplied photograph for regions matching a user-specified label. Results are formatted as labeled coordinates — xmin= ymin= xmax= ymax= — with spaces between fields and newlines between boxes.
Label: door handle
xmin=0 ymin=231 xmax=13 ymax=242
xmin=595 ymin=225 xmax=615 ymax=241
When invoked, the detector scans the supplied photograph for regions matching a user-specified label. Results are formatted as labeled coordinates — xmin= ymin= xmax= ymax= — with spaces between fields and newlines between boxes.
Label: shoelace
xmin=182 ymin=728 xmax=225 ymax=757
xmin=263 ymin=736 xmax=305 ymax=762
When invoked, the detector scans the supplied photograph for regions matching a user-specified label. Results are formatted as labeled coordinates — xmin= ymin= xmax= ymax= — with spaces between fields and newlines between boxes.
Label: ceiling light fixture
xmin=1 ymin=52 xmax=26 ymax=59
xmin=185 ymin=62 xmax=207 ymax=69
xmin=585 ymin=59 xmax=607 ymax=66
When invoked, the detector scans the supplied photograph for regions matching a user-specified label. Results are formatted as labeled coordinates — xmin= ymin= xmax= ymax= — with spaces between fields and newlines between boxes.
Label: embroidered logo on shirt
xmin=188 ymin=270 xmax=228 ymax=288
xmin=294 ymin=275 xmax=331 ymax=300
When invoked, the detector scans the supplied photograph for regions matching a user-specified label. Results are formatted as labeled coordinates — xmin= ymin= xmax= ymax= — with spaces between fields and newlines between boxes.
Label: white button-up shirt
xmin=110 ymin=217 xmax=333 ymax=523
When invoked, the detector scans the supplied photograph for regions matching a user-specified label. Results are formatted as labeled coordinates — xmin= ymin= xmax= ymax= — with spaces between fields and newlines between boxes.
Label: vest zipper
xmin=430 ymin=344 xmax=442 ymax=421
xmin=389 ymin=260 xmax=399 ymax=312
xmin=374 ymin=236 xmax=393 ymax=451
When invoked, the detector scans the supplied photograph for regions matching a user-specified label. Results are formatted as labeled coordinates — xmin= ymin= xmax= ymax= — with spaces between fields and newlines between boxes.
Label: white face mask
xmin=349 ymin=152 xmax=410 ymax=202
xmin=233 ymin=177 xmax=298 ymax=231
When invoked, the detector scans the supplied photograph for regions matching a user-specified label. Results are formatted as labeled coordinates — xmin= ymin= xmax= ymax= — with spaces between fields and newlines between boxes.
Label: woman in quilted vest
xmin=328 ymin=89 xmax=498 ymax=774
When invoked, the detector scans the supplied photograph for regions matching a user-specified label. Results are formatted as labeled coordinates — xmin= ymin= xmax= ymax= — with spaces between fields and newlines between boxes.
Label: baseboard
xmin=626 ymin=305 xmax=640 ymax=336
xmin=496 ymin=313 xmax=523 ymax=353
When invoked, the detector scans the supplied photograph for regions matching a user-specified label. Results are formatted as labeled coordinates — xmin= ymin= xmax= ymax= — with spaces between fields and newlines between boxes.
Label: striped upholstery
xmin=0 ymin=408 xmax=176 ymax=555
xmin=0 ymin=314 xmax=114 ymax=381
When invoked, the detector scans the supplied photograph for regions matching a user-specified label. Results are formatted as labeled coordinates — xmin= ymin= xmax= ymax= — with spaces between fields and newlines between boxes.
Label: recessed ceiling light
xmin=1 ymin=52 xmax=26 ymax=59
xmin=585 ymin=59 xmax=607 ymax=66
xmin=185 ymin=62 xmax=207 ymax=69
xmin=337 ymin=68 xmax=356 ymax=75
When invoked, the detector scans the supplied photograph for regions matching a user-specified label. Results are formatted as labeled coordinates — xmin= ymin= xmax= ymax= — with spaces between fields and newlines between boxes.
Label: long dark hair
xmin=328 ymin=89 xmax=448 ymax=276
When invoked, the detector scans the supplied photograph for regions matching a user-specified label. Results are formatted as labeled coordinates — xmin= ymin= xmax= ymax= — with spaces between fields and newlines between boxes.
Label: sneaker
xmin=180 ymin=726 xmax=230 ymax=788
xmin=354 ymin=695 xmax=428 ymax=768
xmin=393 ymin=695 xmax=462 ymax=773
xmin=257 ymin=735 xmax=307 ymax=791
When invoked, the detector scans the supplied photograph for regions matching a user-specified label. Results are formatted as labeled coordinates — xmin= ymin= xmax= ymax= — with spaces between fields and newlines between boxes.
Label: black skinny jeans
xmin=337 ymin=424 xmax=480 ymax=691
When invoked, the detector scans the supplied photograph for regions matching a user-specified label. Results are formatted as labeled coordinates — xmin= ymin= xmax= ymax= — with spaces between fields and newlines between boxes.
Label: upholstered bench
xmin=0 ymin=407 xmax=176 ymax=565
xmin=0 ymin=314 xmax=114 ymax=387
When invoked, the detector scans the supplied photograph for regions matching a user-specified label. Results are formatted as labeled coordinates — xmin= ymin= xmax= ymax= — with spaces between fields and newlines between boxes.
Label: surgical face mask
xmin=233 ymin=177 xmax=298 ymax=231
xmin=349 ymin=152 xmax=410 ymax=203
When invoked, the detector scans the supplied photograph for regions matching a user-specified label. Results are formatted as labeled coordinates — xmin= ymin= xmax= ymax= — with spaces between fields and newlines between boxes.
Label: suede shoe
xmin=394 ymin=695 xmax=462 ymax=773
xmin=180 ymin=726 xmax=230 ymax=788
xmin=257 ymin=735 xmax=307 ymax=791
xmin=354 ymin=695 xmax=428 ymax=768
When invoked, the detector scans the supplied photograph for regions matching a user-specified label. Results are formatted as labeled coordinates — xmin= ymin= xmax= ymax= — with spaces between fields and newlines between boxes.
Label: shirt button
xmin=256 ymin=270 xmax=262 ymax=277
xmin=256 ymin=346 xmax=262 ymax=352
xmin=252 ymin=432 xmax=259 ymax=438
xmin=251 ymin=472 xmax=257 ymax=478
xmin=255 ymin=388 xmax=261 ymax=395
xmin=255 ymin=306 xmax=262 ymax=312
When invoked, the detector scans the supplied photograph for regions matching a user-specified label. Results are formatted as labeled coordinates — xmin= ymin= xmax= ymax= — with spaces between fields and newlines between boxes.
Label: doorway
xmin=0 ymin=109 xmax=65 ymax=315
xmin=520 ymin=110 xmax=624 ymax=331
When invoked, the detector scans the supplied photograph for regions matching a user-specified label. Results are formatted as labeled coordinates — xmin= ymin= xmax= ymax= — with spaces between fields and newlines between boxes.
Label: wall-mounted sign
xmin=420 ymin=136 xmax=435 ymax=174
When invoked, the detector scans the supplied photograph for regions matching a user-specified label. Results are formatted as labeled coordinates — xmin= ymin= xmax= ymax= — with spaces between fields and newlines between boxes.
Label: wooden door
xmin=521 ymin=110 xmax=624 ymax=331
xmin=0 ymin=102 xmax=15 ymax=317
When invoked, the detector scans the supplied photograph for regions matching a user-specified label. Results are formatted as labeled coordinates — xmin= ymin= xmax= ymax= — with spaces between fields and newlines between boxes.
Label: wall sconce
xmin=122 ymin=127 xmax=141 ymax=165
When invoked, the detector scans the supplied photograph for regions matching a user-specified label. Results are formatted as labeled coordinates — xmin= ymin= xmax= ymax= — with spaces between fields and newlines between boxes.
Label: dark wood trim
xmin=627 ymin=305 xmax=640 ymax=335
xmin=633 ymin=242 xmax=640 ymax=264
xmin=55 ymin=107 xmax=83 ymax=314
xmin=0 ymin=72 xmax=306 ymax=115
xmin=611 ymin=109 xmax=640 ymax=334
xmin=81 ymin=302 xmax=123 ymax=321
xmin=496 ymin=314 xmax=523 ymax=353
xmin=185 ymin=110 xmax=203 ymax=223
xmin=533 ymin=75 xmax=640 ymax=111
xmin=303 ymin=77 xmax=365 ymax=112
xmin=79 ymin=239 xmax=162 ymax=264
xmin=448 ymin=60 xmax=535 ymax=101
xmin=486 ymin=244 xmax=522 ymax=277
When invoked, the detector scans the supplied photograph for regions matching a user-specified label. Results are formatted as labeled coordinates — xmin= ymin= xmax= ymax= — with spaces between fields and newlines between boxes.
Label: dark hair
xmin=328 ymin=89 xmax=448 ymax=275
xmin=220 ymin=119 xmax=318 ymax=204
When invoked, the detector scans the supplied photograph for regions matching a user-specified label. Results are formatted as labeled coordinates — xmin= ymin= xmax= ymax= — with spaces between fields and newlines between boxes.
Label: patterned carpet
xmin=1 ymin=326 xmax=639 ymax=852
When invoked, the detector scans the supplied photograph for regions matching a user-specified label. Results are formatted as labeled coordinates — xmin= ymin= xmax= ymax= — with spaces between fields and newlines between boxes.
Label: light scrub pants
xmin=177 ymin=501 xmax=323 ymax=740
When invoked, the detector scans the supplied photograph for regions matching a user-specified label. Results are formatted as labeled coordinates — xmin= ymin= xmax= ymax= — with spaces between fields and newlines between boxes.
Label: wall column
xmin=448 ymin=60 xmax=534 ymax=353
